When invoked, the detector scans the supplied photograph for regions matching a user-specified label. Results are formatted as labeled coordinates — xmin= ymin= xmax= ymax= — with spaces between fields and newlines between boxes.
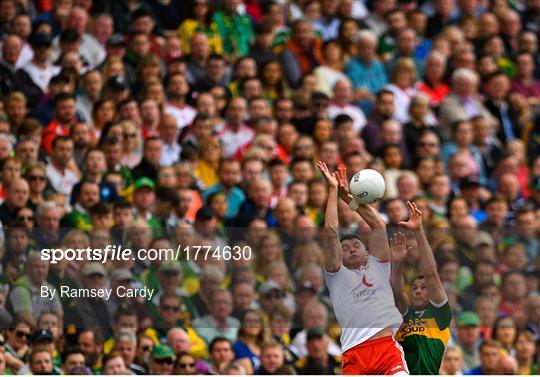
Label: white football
xmin=349 ymin=169 xmax=386 ymax=204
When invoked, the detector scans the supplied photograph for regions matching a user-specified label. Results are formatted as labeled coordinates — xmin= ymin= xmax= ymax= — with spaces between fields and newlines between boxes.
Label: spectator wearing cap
xmin=8 ymin=252 xmax=62 ymax=329
xmin=453 ymin=311 xmax=482 ymax=371
xmin=60 ymin=180 xmax=99 ymax=230
xmin=294 ymin=328 xmax=341 ymax=375
xmin=104 ymin=34 xmax=127 ymax=62
xmin=64 ymin=263 xmax=114 ymax=339
xmin=131 ymin=177 xmax=163 ymax=238
xmin=20 ymin=31 xmax=60 ymax=95
xmin=147 ymin=344 xmax=175 ymax=375
xmin=279 ymin=19 xmax=323 ymax=88
xmin=14 ymin=329 xmax=61 ymax=374
xmin=192 ymin=288 xmax=240 ymax=345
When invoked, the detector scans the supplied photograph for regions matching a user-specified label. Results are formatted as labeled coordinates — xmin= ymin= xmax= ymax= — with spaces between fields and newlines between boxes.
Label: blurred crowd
xmin=0 ymin=0 xmax=539 ymax=375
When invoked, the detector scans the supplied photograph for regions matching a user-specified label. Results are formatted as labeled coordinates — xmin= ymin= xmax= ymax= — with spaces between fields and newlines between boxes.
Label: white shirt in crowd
xmin=22 ymin=62 xmax=60 ymax=92
xmin=164 ymin=103 xmax=197 ymax=130
xmin=46 ymin=163 xmax=79 ymax=196
xmin=327 ymin=103 xmax=367 ymax=133
xmin=217 ymin=123 xmax=255 ymax=158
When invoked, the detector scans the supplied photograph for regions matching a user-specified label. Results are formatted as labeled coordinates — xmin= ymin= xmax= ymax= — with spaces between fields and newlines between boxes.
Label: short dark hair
xmin=53 ymin=92 xmax=75 ymax=107
xmin=340 ymin=233 xmax=362 ymax=243
xmin=334 ymin=114 xmax=353 ymax=128
xmin=90 ymin=202 xmax=112 ymax=217
xmin=209 ymin=336 xmax=232 ymax=352
xmin=155 ymin=186 xmax=180 ymax=207
xmin=52 ymin=135 xmax=72 ymax=150
xmin=61 ymin=346 xmax=85 ymax=364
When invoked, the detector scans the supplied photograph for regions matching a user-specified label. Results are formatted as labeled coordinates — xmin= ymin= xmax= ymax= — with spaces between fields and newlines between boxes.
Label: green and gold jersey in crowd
xmin=395 ymin=300 xmax=452 ymax=375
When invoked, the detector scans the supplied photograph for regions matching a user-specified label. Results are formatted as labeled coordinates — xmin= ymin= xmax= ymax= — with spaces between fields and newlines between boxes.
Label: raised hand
xmin=389 ymin=232 xmax=408 ymax=263
xmin=317 ymin=161 xmax=338 ymax=189
xmin=398 ymin=201 xmax=423 ymax=230
xmin=336 ymin=166 xmax=354 ymax=204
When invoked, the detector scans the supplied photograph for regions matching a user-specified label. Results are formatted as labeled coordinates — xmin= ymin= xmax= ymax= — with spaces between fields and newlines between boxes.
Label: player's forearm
xmin=324 ymin=187 xmax=339 ymax=229
xmin=356 ymin=204 xmax=386 ymax=230
xmin=391 ymin=261 xmax=408 ymax=314
xmin=414 ymin=227 xmax=437 ymax=275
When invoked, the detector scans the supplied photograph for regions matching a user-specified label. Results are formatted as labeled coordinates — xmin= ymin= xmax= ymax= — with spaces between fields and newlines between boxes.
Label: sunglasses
xmin=28 ymin=175 xmax=46 ymax=181
xmin=16 ymin=216 xmax=34 ymax=221
xmin=160 ymin=304 xmax=180 ymax=312
xmin=178 ymin=363 xmax=195 ymax=368
xmin=419 ymin=142 xmax=437 ymax=147
xmin=154 ymin=358 xmax=174 ymax=365
xmin=142 ymin=345 xmax=153 ymax=352
xmin=16 ymin=330 xmax=30 ymax=339
xmin=124 ymin=133 xmax=137 ymax=138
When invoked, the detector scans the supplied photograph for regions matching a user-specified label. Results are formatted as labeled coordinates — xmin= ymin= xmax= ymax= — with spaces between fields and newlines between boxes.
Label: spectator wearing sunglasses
xmin=25 ymin=162 xmax=48 ymax=210
xmin=4 ymin=319 xmax=31 ymax=373
xmin=148 ymin=344 xmax=175 ymax=375
xmin=173 ymin=351 xmax=198 ymax=375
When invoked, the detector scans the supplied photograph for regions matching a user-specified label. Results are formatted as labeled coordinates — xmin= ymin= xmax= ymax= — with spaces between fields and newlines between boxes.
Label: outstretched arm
xmin=399 ymin=202 xmax=447 ymax=304
xmin=389 ymin=232 xmax=410 ymax=315
xmin=335 ymin=167 xmax=389 ymax=260
xmin=317 ymin=161 xmax=342 ymax=273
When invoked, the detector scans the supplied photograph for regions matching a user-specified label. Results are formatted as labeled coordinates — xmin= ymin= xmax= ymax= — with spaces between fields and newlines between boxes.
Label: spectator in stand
xmin=213 ymin=0 xmax=253 ymax=60
xmin=178 ymin=0 xmax=223 ymax=55
xmin=279 ymin=19 xmax=323 ymax=88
